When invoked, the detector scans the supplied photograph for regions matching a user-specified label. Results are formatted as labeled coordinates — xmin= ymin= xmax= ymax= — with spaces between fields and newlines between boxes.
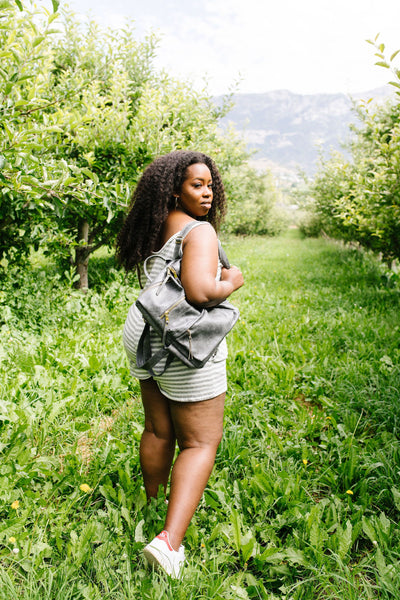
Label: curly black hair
xmin=116 ymin=150 xmax=226 ymax=271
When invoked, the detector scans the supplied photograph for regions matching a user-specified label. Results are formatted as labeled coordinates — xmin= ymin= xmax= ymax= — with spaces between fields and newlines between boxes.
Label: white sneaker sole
xmin=143 ymin=544 xmax=178 ymax=577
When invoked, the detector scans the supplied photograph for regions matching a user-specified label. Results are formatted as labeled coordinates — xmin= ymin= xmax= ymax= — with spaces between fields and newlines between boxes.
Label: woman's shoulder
xmin=162 ymin=214 xmax=213 ymax=245
xmin=182 ymin=220 xmax=216 ymax=243
xmin=181 ymin=221 xmax=218 ymax=261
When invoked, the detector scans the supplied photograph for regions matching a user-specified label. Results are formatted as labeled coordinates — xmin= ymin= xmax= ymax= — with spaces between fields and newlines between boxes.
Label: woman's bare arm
xmin=180 ymin=224 xmax=244 ymax=306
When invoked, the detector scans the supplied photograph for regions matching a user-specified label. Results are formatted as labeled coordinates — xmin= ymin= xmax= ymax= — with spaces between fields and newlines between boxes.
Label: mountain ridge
xmin=218 ymin=86 xmax=393 ymax=180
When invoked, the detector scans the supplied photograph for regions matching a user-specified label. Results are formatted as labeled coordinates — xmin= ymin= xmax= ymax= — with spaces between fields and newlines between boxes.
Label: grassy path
xmin=0 ymin=231 xmax=399 ymax=599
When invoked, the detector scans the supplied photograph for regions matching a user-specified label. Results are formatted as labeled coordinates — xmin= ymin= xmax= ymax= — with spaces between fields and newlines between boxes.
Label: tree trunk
xmin=74 ymin=220 xmax=90 ymax=292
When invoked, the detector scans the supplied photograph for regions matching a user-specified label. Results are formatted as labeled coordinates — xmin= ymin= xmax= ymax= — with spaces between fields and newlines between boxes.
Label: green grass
xmin=0 ymin=230 xmax=399 ymax=599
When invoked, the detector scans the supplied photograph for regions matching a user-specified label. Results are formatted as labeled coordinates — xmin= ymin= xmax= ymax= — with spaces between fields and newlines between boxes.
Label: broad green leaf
xmin=375 ymin=61 xmax=390 ymax=68
xmin=120 ymin=506 xmax=131 ymax=526
xmin=31 ymin=541 xmax=52 ymax=558
xmin=7 ymin=29 xmax=16 ymax=45
xmin=99 ymin=484 xmax=117 ymax=502
xmin=14 ymin=75 xmax=33 ymax=82
xmin=2 ymin=121 xmax=15 ymax=140
xmin=51 ymin=0 xmax=60 ymax=12
xmin=0 ymin=62 xmax=10 ymax=74
xmin=375 ymin=547 xmax=387 ymax=578
xmin=378 ymin=512 xmax=390 ymax=536
xmin=241 ymin=535 xmax=256 ymax=563
xmin=338 ymin=520 xmax=353 ymax=560
xmin=134 ymin=519 xmax=145 ymax=542
xmin=229 ymin=586 xmax=249 ymax=600
xmin=204 ymin=490 xmax=220 ymax=509
xmin=390 ymin=49 xmax=400 ymax=61
xmin=362 ymin=517 xmax=377 ymax=544
xmin=208 ymin=522 xmax=231 ymax=543
xmin=310 ymin=520 xmax=320 ymax=550
xmin=45 ymin=126 xmax=64 ymax=133
xmin=81 ymin=168 xmax=99 ymax=184
xmin=0 ymin=521 xmax=21 ymax=541
xmin=258 ymin=547 xmax=286 ymax=563
xmin=285 ymin=547 xmax=308 ymax=566
xmin=391 ymin=487 xmax=400 ymax=511
xmin=32 ymin=36 xmax=45 ymax=48
xmin=14 ymin=0 xmax=23 ymax=10
xmin=230 ymin=508 xmax=242 ymax=552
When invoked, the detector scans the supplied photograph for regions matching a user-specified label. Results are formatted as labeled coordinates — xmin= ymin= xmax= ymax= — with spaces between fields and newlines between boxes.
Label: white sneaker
xmin=143 ymin=530 xmax=185 ymax=579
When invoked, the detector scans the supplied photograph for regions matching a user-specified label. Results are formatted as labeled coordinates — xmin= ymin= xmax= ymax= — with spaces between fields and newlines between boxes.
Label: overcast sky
xmin=64 ymin=0 xmax=400 ymax=97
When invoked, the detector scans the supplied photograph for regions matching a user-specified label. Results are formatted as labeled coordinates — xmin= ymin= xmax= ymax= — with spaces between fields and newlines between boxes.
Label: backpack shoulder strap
xmin=176 ymin=221 xmax=231 ymax=268
xmin=174 ymin=221 xmax=210 ymax=259
xmin=142 ymin=222 xmax=208 ymax=281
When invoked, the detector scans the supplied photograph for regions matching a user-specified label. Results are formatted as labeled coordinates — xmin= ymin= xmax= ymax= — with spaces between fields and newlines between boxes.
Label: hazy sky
xmin=63 ymin=0 xmax=400 ymax=97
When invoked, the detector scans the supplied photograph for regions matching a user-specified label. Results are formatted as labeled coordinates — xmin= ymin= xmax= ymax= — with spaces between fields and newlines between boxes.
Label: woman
xmin=116 ymin=150 xmax=243 ymax=578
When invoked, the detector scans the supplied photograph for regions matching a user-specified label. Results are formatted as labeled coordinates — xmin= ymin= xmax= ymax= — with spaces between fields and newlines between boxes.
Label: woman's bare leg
xmin=163 ymin=393 xmax=225 ymax=551
xmin=139 ymin=379 xmax=176 ymax=499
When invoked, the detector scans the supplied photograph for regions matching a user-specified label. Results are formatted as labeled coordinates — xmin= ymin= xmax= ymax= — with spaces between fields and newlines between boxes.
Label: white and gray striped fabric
xmin=123 ymin=222 xmax=228 ymax=402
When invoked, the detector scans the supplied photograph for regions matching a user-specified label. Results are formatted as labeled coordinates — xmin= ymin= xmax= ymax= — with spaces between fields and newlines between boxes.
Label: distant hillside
xmin=218 ymin=87 xmax=393 ymax=180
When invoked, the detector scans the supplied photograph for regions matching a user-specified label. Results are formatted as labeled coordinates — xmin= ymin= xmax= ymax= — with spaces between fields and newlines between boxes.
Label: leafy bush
xmin=0 ymin=1 xmax=254 ymax=288
xmin=298 ymin=210 xmax=324 ymax=238
xmin=223 ymin=164 xmax=288 ymax=236
xmin=303 ymin=40 xmax=400 ymax=266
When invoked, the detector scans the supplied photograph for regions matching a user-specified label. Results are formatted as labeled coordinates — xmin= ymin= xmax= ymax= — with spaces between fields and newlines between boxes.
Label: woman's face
xmin=177 ymin=163 xmax=213 ymax=218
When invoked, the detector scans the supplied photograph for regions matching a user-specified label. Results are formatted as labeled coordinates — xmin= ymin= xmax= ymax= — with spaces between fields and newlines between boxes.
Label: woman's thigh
xmin=169 ymin=393 xmax=226 ymax=450
xmin=140 ymin=378 xmax=175 ymax=440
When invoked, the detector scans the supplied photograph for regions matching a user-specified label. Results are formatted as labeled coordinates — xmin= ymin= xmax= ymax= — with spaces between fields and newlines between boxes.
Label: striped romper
xmin=122 ymin=222 xmax=228 ymax=402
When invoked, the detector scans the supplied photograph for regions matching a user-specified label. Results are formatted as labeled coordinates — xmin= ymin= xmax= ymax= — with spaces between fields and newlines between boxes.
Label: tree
xmin=43 ymin=11 xmax=158 ymax=288
xmin=222 ymin=163 xmax=286 ymax=236
xmin=0 ymin=0 xmax=66 ymax=265
xmin=1 ymin=1 xmax=251 ymax=288
xmin=304 ymin=38 xmax=400 ymax=265
xmin=47 ymin=19 xmax=251 ymax=288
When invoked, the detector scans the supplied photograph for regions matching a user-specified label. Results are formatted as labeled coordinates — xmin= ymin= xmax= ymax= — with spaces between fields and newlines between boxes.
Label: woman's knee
xmin=143 ymin=416 xmax=175 ymax=443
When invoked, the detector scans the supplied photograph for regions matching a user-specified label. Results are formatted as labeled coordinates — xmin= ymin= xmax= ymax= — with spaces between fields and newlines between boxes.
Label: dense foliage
xmin=0 ymin=0 xmax=155 ymax=281
xmin=0 ymin=232 xmax=399 ymax=598
xmin=222 ymin=166 xmax=288 ymax=236
xmin=1 ymin=0 xmax=279 ymax=288
xmin=0 ymin=0 xmax=63 ymax=264
xmin=301 ymin=39 xmax=400 ymax=266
